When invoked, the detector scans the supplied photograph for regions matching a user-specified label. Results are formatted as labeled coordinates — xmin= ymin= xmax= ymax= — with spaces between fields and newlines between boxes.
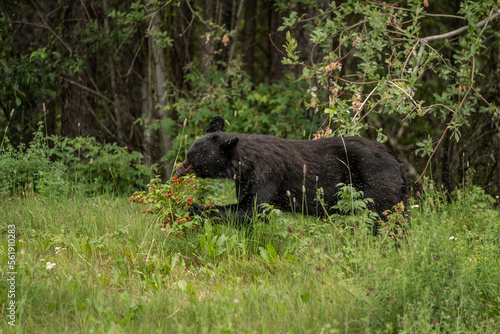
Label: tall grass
xmin=1 ymin=183 xmax=499 ymax=333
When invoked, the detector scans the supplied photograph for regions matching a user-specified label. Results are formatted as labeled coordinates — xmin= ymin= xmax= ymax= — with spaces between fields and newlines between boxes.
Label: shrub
xmin=0 ymin=123 xmax=68 ymax=196
xmin=49 ymin=135 xmax=155 ymax=194
xmin=129 ymin=175 xmax=211 ymax=236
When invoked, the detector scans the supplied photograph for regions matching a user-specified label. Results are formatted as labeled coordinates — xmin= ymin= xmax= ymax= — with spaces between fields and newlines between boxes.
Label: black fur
xmin=176 ymin=116 xmax=409 ymax=234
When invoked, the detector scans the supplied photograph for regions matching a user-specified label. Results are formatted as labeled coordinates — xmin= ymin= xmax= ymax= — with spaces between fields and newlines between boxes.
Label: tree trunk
xmin=150 ymin=9 xmax=173 ymax=176
xmin=227 ymin=0 xmax=245 ymax=66
xmin=141 ymin=58 xmax=154 ymax=166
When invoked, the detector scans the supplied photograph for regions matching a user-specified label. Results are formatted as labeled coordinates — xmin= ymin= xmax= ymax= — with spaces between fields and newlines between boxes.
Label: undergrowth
xmin=1 ymin=179 xmax=499 ymax=333
xmin=0 ymin=123 xmax=155 ymax=197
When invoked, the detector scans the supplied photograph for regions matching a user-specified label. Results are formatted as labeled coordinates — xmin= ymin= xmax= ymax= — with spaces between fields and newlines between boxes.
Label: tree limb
xmin=420 ymin=9 xmax=500 ymax=43
xmin=411 ymin=9 xmax=500 ymax=73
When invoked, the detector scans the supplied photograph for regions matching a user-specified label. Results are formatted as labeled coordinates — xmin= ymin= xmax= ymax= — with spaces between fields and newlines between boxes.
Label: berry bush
xmin=130 ymin=175 xmax=212 ymax=235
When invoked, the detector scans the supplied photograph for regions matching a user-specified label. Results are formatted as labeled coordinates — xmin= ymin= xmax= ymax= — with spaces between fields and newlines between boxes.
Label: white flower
xmin=449 ymin=236 xmax=457 ymax=241
xmin=46 ymin=262 xmax=56 ymax=270
xmin=409 ymin=205 xmax=419 ymax=209
xmin=55 ymin=247 xmax=67 ymax=255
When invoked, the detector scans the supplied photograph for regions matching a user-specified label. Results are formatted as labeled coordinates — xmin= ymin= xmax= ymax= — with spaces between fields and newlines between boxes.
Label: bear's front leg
xmin=188 ymin=202 xmax=254 ymax=227
xmin=189 ymin=189 xmax=270 ymax=227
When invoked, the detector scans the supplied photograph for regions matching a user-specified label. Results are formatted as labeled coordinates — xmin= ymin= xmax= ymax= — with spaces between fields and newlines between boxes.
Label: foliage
xmin=0 ymin=123 xmax=68 ymax=197
xmin=323 ymin=182 xmax=379 ymax=234
xmin=129 ymin=175 xmax=207 ymax=236
xmin=0 ymin=122 xmax=155 ymax=197
xmin=49 ymin=135 xmax=155 ymax=194
xmin=0 ymin=47 xmax=83 ymax=139
xmin=379 ymin=202 xmax=408 ymax=240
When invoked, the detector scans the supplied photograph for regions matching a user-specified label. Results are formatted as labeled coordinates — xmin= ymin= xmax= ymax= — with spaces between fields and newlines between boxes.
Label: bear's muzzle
xmin=175 ymin=160 xmax=195 ymax=177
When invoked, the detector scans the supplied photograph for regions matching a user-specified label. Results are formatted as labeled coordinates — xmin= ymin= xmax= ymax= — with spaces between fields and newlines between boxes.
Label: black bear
xmin=175 ymin=116 xmax=408 ymax=234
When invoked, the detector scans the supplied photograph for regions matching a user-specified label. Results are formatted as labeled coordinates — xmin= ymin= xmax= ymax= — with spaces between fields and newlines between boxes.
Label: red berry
xmin=187 ymin=202 xmax=192 ymax=206
xmin=186 ymin=216 xmax=192 ymax=221
xmin=178 ymin=219 xmax=184 ymax=223
xmin=142 ymin=210 xmax=146 ymax=213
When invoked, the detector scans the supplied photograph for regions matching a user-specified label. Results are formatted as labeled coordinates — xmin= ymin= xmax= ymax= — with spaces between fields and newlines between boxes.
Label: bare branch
xmin=410 ymin=10 xmax=500 ymax=74
xmin=12 ymin=20 xmax=73 ymax=53
xmin=420 ymin=9 xmax=500 ymax=43
xmin=62 ymin=77 xmax=114 ymax=105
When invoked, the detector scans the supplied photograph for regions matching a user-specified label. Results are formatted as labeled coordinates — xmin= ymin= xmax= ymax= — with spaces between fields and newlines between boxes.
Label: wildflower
xmin=55 ymin=247 xmax=66 ymax=255
xmin=46 ymin=262 xmax=56 ymax=270
xmin=449 ymin=236 xmax=457 ymax=241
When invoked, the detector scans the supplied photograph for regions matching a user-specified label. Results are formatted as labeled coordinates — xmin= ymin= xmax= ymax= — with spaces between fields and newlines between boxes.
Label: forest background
xmin=2 ymin=1 xmax=500 ymax=333
xmin=1 ymin=0 xmax=500 ymax=195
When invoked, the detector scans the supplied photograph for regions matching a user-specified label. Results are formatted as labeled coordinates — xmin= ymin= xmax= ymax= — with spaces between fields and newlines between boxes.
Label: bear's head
xmin=175 ymin=116 xmax=239 ymax=179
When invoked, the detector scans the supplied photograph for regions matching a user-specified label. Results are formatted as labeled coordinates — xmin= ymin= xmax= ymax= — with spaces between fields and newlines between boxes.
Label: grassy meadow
xmin=1 ymin=182 xmax=500 ymax=333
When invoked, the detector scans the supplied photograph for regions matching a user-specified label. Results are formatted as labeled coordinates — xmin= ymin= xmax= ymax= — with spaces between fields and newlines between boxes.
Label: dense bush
xmin=0 ymin=123 xmax=68 ymax=197
xmin=49 ymin=136 xmax=155 ymax=194
xmin=0 ymin=124 xmax=155 ymax=197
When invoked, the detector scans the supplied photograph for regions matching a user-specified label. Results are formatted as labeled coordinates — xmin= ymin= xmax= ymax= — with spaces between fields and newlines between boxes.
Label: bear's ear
xmin=219 ymin=137 xmax=239 ymax=152
xmin=207 ymin=116 xmax=225 ymax=133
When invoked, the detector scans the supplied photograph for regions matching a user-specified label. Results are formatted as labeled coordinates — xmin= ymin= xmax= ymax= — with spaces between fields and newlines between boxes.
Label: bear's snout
xmin=175 ymin=160 xmax=194 ymax=177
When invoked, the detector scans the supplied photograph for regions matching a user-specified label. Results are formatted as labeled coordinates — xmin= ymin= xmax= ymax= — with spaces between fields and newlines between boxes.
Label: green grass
xmin=1 ymin=190 xmax=499 ymax=333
